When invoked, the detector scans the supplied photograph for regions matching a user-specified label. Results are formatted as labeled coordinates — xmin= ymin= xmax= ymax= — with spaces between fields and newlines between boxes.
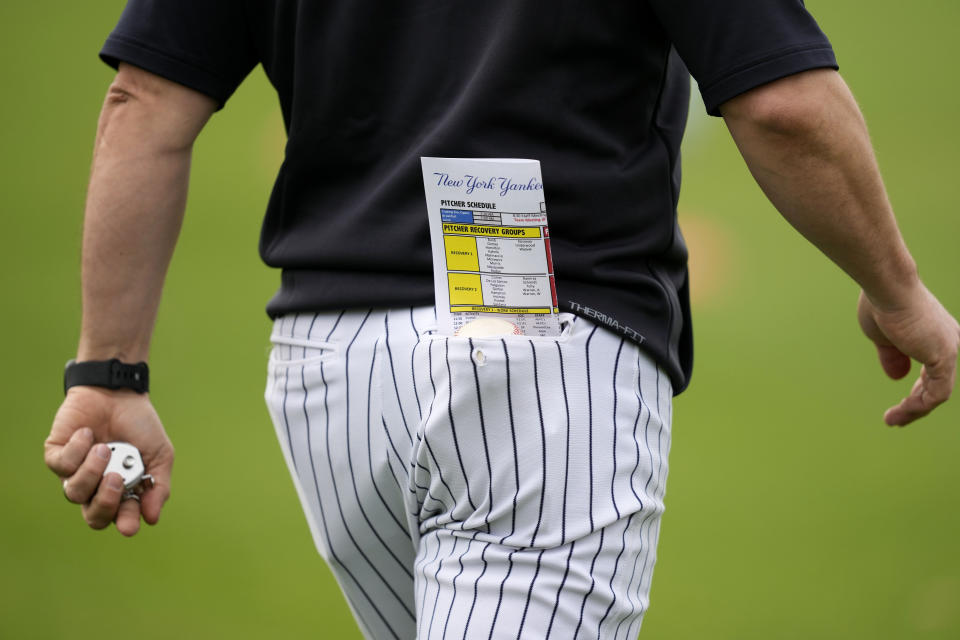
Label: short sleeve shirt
xmin=100 ymin=0 xmax=837 ymax=392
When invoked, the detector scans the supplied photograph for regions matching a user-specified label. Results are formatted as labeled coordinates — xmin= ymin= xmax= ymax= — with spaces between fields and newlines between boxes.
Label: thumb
xmin=858 ymin=291 xmax=911 ymax=380
xmin=876 ymin=344 xmax=911 ymax=380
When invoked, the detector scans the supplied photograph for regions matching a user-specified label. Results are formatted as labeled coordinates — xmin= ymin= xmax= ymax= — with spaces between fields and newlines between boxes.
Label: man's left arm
xmin=720 ymin=68 xmax=960 ymax=426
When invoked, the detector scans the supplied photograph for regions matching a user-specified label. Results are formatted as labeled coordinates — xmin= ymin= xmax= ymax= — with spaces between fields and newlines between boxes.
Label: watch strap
xmin=64 ymin=359 xmax=150 ymax=394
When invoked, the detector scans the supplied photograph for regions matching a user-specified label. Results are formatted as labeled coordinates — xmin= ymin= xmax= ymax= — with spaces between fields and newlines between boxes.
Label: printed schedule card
xmin=421 ymin=157 xmax=561 ymax=336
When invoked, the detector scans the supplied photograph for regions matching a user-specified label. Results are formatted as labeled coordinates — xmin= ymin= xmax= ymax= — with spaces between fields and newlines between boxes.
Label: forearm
xmin=78 ymin=64 xmax=215 ymax=361
xmin=79 ymin=108 xmax=189 ymax=361
xmin=720 ymin=69 xmax=918 ymax=310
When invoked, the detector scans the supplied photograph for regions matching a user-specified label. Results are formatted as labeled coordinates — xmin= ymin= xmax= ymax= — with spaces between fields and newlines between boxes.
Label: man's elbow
xmin=105 ymin=64 xmax=174 ymax=110
xmin=97 ymin=63 xmax=217 ymax=152
xmin=718 ymin=68 xmax=859 ymax=140
xmin=105 ymin=81 xmax=136 ymax=107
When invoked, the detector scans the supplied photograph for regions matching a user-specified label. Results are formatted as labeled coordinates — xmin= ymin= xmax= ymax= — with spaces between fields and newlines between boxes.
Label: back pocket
xmin=268 ymin=334 xmax=338 ymax=367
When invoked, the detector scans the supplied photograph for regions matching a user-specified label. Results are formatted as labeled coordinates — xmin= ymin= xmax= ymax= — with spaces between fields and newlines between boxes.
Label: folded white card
xmin=421 ymin=157 xmax=561 ymax=337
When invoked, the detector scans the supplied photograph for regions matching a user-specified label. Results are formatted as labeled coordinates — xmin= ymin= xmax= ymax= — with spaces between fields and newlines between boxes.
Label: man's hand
xmin=45 ymin=387 xmax=173 ymax=536
xmin=858 ymin=286 xmax=960 ymax=426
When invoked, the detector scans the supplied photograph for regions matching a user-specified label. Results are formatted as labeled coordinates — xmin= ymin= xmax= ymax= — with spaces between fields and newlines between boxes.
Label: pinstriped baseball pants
xmin=265 ymin=307 xmax=672 ymax=639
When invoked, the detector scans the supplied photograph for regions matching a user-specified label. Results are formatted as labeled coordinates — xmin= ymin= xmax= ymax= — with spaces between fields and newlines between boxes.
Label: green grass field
xmin=2 ymin=1 xmax=958 ymax=638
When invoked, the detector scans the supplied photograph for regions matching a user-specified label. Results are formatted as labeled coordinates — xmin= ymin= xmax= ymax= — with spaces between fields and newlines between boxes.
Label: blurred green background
xmin=2 ymin=1 xmax=957 ymax=638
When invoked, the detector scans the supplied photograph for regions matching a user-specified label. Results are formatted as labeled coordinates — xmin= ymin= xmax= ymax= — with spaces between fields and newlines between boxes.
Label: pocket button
xmin=473 ymin=349 xmax=487 ymax=366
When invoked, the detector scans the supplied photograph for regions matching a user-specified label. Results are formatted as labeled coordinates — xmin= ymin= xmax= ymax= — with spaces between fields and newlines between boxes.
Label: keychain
xmin=103 ymin=442 xmax=155 ymax=502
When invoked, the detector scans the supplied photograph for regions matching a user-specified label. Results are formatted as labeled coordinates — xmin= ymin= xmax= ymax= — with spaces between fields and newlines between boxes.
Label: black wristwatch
xmin=63 ymin=359 xmax=150 ymax=395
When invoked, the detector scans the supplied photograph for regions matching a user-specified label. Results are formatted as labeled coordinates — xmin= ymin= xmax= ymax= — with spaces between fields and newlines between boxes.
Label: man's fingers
xmin=876 ymin=345 xmax=911 ymax=380
xmin=45 ymin=427 xmax=94 ymax=477
xmin=139 ymin=456 xmax=173 ymax=525
xmin=140 ymin=481 xmax=170 ymax=525
xmin=62 ymin=443 xmax=112 ymax=503
xmin=885 ymin=396 xmax=932 ymax=426
xmin=115 ymin=497 xmax=142 ymax=537
xmin=884 ymin=367 xmax=954 ymax=426
xmin=138 ymin=444 xmax=173 ymax=525
xmin=82 ymin=472 xmax=125 ymax=529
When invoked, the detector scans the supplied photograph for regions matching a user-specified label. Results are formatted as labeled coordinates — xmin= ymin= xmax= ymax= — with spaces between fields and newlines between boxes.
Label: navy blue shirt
xmin=101 ymin=0 xmax=837 ymax=393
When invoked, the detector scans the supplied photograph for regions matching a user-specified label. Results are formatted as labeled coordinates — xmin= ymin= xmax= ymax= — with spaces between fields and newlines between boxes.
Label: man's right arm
xmin=44 ymin=63 xmax=216 ymax=536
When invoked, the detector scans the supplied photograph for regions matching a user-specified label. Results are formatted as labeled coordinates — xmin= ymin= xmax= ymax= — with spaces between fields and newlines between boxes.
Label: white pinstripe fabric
xmin=265 ymin=307 xmax=672 ymax=639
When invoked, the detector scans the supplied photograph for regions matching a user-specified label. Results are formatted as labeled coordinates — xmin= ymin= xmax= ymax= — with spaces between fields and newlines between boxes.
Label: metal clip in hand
xmin=104 ymin=442 xmax=155 ymax=502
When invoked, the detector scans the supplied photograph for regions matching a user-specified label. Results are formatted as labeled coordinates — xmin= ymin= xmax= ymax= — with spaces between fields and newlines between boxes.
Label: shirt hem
xmin=100 ymin=34 xmax=237 ymax=107
xmin=701 ymin=44 xmax=838 ymax=116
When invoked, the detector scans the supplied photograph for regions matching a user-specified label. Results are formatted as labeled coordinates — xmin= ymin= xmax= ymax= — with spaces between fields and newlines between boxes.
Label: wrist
xmin=64 ymin=359 xmax=150 ymax=395
xmin=76 ymin=340 xmax=150 ymax=363
xmin=862 ymin=255 xmax=921 ymax=313
xmin=77 ymin=323 xmax=153 ymax=363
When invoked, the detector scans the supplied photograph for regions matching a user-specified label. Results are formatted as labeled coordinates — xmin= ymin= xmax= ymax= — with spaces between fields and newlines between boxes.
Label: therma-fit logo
xmin=567 ymin=301 xmax=646 ymax=343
